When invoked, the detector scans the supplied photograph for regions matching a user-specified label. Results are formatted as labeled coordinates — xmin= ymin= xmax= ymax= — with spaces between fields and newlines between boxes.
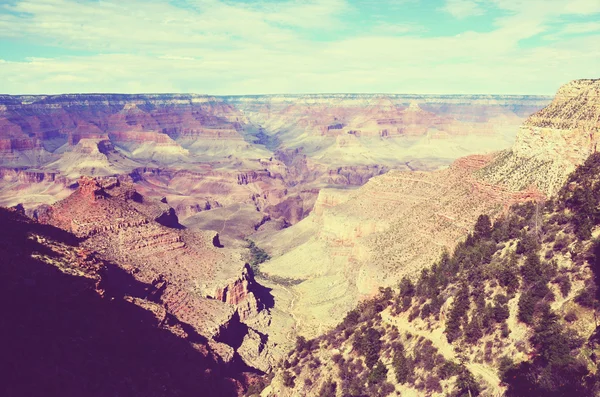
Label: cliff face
xmin=477 ymin=79 xmax=600 ymax=196
xmin=214 ymin=263 xmax=265 ymax=321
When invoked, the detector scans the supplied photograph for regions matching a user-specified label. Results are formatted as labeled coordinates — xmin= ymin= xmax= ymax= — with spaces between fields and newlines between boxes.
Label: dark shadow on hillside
xmin=0 ymin=208 xmax=240 ymax=397
xmin=253 ymin=282 xmax=275 ymax=310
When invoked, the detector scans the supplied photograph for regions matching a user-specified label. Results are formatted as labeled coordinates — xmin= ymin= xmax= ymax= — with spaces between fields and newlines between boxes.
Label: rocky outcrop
xmin=524 ymin=78 xmax=600 ymax=130
xmin=237 ymin=328 xmax=271 ymax=373
xmin=214 ymin=264 xmax=265 ymax=320
xmin=478 ymin=79 xmax=600 ymax=196
xmin=42 ymin=177 xmax=282 ymax=373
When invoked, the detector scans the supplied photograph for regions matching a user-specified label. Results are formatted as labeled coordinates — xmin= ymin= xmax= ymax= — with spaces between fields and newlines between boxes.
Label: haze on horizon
xmin=0 ymin=0 xmax=599 ymax=96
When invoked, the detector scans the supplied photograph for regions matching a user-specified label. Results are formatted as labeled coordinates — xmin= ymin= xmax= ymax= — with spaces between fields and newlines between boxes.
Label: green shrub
xmin=518 ymin=291 xmax=538 ymax=324
xmin=455 ymin=367 xmax=480 ymax=397
xmin=516 ymin=232 xmax=540 ymax=256
xmin=399 ymin=276 xmax=415 ymax=297
xmin=282 ymin=371 xmax=295 ymax=388
xmin=318 ymin=379 xmax=337 ymax=397
xmin=554 ymin=275 xmax=572 ymax=297
xmin=367 ymin=361 xmax=388 ymax=385
xmin=392 ymin=345 xmax=414 ymax=384
xmin=474 ymin=214 xmax=492 ymax=240
xmin=493 ymin=294 xmax=510 ymax=322
xmin=353 ymin=326 xmax=382 ymax=369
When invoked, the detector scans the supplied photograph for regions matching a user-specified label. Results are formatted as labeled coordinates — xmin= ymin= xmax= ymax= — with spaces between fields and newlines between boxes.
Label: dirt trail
xmin=278 ymin=283 xmax=301 ymax=342
xmin=219 ymin=203 xmax=243 ymax=234
xmin=381 ymin=308 xmax=504 ymax=396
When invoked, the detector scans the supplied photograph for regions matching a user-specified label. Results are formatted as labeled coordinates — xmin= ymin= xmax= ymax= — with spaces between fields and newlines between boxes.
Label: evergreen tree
xmin=474 ymin=214 xmax=492 ymax=240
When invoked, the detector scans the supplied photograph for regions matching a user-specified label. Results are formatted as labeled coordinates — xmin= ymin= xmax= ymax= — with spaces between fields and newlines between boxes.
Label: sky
xmin=0 ymin=0 xmax=598 ymax=95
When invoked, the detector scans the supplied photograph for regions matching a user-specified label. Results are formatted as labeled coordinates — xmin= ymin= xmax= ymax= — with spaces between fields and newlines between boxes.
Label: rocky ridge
xmin=477 ymin=79 xmax=600 ymax=196
xmin=41 ymin=176 xmax=281 ymax=373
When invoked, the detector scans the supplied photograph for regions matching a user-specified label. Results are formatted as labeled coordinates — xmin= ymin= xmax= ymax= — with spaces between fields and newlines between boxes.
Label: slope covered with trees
xmin=259 ymin=152 xmax=600 ymax=397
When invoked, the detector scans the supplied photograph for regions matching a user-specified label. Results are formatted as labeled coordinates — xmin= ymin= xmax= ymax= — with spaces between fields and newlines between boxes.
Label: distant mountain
xmin=0 ymin=92 xmax=551 ymax=236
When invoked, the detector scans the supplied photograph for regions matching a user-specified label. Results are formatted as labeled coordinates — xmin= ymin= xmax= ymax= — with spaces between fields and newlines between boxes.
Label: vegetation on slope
xmin=245 ymin=239 xmax=305 ymax=286
xmin=260 ymin=152 xmax=600 ymax=397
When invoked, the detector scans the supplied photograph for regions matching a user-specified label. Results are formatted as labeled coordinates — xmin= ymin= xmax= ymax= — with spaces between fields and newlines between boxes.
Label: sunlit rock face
xmin=478 ymin=79 xmax=600 ymax=195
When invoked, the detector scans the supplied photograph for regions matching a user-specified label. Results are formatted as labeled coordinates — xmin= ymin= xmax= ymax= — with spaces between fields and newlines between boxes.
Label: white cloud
xmin=441 ymin=0 xmax=484 ymax=19
xmin=0 ymin=0 xmax=598 ymax=95
xmin=561 ymin=21 xmax=600 ymax=34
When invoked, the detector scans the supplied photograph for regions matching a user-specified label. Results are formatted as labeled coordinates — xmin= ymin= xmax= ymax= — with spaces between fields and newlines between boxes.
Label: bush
xmin=501 ymin=322 xmax=510 ymax=338
xmin=564 ymin=311 xmax=578 ymax=323
xmin=378 ymin=382 xmax=395 ymax=396
xmin=495 ymin=254 xmax=520 ymax=295
xmin=575 ymin=285 xmax=597 ymax=308
xmin=455 ymin=368 xmax=481 ymax=397
xmin=341 ymin=309 xmax=361 ymax=329
xmin=439 ymin=361 xmax=461 ymax=379
xmin=498 ymin=356 xmax=515 ymax=379
xmin=353 ymin=326 xmax=382 ymax=368
xmin=521 ymin=253 xmax=544 ymax=285
xmin=553 ymin=235 xmax=570 ymax=252
xmin=318 ymin=379 xmax=337 ymax=397
xmin=493 ymin=294 xmax=510 ymax=322
xmin=399 ymin=276 xmax=415 ymax=297
xmin=516 ymin=232 xmax=540 ymax=256
xmin=518 ymin=291 xmax=538 ymax=324
xmin=465 ymin=316 xmax=484 ymax=344
xmin=367 ymin=361 xmax=388 ymax=385
xmin=474 ymin=214 xmax=492 ymax=240
xmin=554 ymin=275 xmax=572 ymax=297
xmin=282 ymin=371 xmax=295 ymax=388
xmin=408 ymin=307 xmax=420 ymax=322
xmin=425 ymin=374 xmax=442 ymax=393
xmin=420 ymin=303 xmax=432 ymax=319
xmin=392 ymin=346 xmax=414 ymax=384
xmin=445 ymin=283 xmax=470 ymax=342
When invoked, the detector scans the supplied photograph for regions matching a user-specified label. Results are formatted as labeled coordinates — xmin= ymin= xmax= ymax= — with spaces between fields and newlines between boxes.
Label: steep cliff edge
xmin=477 ymin=79 xmax=600 ymax=195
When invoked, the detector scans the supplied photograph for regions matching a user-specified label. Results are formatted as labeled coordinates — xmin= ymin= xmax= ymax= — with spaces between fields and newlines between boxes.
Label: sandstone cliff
xmin=477 ymin=79 xmax=600 ymax=195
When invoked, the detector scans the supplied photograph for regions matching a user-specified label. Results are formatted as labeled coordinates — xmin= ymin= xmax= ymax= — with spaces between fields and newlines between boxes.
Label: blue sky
xmin=0 ymin=0 xmax=598 ymax=95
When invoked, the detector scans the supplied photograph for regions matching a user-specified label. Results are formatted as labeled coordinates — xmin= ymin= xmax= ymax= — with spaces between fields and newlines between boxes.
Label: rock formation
xmin=0 ymin=206 xmax=249 ymax=396
xmin=477 ymin=79 xmax=600 ymax=195
xmin=0 ymin=92 xmax=550 ymax=231
xmin=40 ymin=176 xmax=280 ymax=373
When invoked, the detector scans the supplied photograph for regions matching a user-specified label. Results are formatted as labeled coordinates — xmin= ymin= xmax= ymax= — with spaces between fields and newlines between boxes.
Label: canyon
xmin=6 ymin=81 xmax=600 ymax=396
xmin=256 ymin=79 xmax=600 ymax=339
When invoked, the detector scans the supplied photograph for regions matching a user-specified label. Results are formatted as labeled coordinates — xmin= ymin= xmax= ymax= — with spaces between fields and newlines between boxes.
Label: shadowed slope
xmin=0 ymin=207 xmax=242 ymax=397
